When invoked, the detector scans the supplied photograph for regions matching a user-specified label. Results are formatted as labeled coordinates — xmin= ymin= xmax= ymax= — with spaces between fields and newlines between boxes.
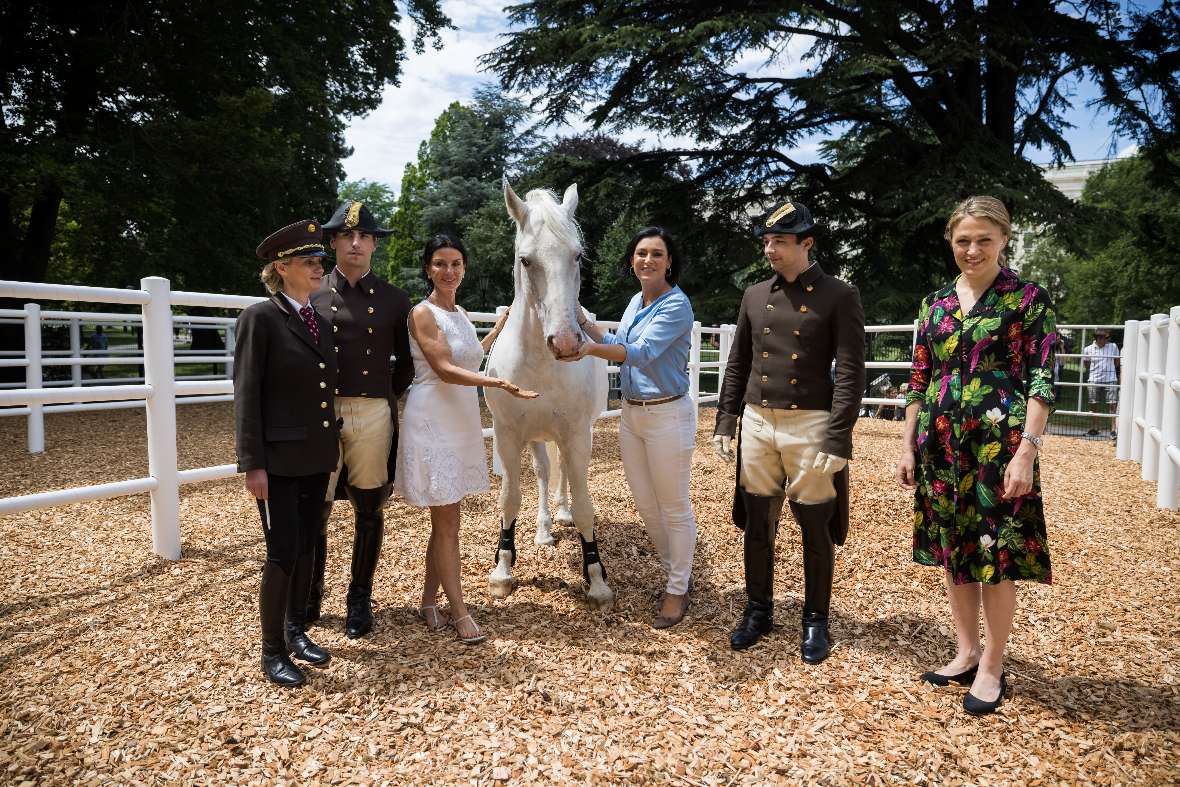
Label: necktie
xmin=299 ymin=304 xmax=320 ymax=342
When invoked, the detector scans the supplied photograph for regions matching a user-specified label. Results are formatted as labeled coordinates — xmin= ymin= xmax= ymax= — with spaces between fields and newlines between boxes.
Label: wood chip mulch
xmin=0 ymin=404 xmax=1176 ymax=785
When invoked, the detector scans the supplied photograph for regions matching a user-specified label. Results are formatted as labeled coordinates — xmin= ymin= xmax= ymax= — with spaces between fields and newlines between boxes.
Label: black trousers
xmin=256 ymin=473 xmax=331 ymax=572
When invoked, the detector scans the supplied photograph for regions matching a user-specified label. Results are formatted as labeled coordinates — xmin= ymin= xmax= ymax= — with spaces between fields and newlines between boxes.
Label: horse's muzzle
xmin=546 ymin=332 xmax=583 ymax=360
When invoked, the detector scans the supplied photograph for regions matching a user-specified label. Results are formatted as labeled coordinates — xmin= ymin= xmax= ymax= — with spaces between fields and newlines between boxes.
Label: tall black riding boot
xmin=345 ymin=485 xmax=387 ymax=638
xmin=730 ymin=492 xmax=785 ymax=651
xmin=791 ymin=498 xmax=837 ymax=664
xmin=259 ymin=562 xmax=305 ymax=688
xmin=305 ymin=501 xmax=333 ymax=624
xmin=286 ymin=550 xmax=331 ymax=666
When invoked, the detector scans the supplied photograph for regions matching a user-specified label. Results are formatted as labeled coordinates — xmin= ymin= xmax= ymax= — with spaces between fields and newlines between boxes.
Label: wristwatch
xmin=1020 ymin=431 xmax=1043 ymax=450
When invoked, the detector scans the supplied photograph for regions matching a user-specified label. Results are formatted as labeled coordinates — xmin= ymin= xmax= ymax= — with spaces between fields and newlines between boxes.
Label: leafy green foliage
xmin=1021 ymin=150 xmax=1180 ymax=322
xmin=0 ymin=0 xmax=450 ymax=294
xmin=483 ymin=0 xmax=1179 ymax=322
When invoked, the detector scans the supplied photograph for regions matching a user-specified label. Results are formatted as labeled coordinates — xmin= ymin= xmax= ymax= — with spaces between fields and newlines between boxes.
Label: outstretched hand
xmin=501 ymin=379 xmax=540 ymax=399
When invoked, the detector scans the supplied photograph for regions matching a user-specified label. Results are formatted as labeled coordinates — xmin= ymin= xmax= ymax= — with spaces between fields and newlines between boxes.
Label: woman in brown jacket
xmin=234 ymin=219 xmax=341 ymax=688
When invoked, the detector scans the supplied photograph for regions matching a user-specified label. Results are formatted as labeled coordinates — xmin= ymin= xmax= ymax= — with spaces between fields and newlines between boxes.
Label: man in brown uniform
xmin=712 ymin=199 xmax=864 ymax=662
xmin=308 ymin=200 xmax=414 ymax=638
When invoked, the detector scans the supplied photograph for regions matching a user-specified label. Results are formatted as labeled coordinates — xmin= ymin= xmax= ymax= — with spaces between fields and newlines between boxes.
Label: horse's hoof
xmin=585 ymin=586 xmax=615 ymax=611
xmin=554 ymin=509 xmax=574 ymax=525
xmin=535 ymin=531 xmax=556 ymax=547
xmin=488 ymin=575 xmax=517 ymax=599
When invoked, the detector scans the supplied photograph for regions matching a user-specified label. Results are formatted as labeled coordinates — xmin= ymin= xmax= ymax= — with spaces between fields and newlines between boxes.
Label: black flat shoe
xmin=729 ymin=608 xmax=773 ymax=651
xmin=261 ymin=652 xmax=306 ymax=688
xmin=963 ymin=673 xmax=1007 ymax=715
xmin=919 ymin=663 xmax=979 ymax=687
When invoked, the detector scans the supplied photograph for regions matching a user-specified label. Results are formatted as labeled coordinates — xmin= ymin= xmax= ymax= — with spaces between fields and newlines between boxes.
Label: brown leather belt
xmin=624 ymin=393 xmax=685 ymax=407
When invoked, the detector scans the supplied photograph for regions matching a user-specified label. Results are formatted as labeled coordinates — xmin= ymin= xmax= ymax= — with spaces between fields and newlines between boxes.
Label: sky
xmin=342 ymin=1 xmax=1140 ymax=195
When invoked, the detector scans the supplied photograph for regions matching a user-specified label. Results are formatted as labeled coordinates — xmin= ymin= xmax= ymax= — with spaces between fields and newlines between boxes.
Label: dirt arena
xmin=1 ymin=404 xmax=1177 ymax=785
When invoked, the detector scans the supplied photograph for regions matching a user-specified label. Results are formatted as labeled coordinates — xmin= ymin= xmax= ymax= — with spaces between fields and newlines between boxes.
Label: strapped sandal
xmin=452 ymin=614 xmax=488 ymax=645
xmin=416 ymin=605 xmax=449 ymax=632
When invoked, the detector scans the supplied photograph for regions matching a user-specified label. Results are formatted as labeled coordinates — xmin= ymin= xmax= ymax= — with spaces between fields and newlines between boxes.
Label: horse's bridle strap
xmin=624 ymin=393 xmax=685 ymax=407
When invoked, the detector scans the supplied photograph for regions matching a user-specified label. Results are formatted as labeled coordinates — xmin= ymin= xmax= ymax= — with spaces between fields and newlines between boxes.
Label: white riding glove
xmin=812 ymin=452 xmax=848 ymax=475
xmin=711 ymin=434 xmax=734 ymax=462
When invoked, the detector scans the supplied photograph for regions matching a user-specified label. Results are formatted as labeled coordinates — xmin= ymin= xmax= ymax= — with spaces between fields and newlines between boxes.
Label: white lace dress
xmin=394 ymin=300 xmax=491 ymax=507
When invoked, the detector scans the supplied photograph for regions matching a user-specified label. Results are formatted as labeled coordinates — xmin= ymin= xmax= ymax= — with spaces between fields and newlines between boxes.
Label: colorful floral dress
xmin=905 ymin=267 xmax=1057 ymax=585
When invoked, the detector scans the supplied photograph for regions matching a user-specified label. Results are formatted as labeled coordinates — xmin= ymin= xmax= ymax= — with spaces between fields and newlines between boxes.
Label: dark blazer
xmin=717 ymin=264 xmax=865 ymax=545
xmin=715 ymin=264 xmax=865 ymax=458
xmin=311 ymin=268 xmax=412 ymax=497
xmin=234 ymin=294 xmax=340 ymax=477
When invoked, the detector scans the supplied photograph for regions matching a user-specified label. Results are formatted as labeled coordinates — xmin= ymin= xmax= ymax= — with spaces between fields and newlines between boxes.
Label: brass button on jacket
xmin=312 ymin=268 xmax=413 ymax=400
xmin=714 ymin=264 xmax=866 ymax=461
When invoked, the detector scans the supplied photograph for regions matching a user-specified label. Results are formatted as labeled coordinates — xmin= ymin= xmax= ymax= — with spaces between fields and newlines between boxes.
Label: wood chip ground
xmin=0 ymin=405 xmax=1176 ymax=784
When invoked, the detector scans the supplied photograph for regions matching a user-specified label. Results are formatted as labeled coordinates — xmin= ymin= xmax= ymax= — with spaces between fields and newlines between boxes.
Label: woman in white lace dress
xmin=395 ymin=235 xmax=538 ymax=644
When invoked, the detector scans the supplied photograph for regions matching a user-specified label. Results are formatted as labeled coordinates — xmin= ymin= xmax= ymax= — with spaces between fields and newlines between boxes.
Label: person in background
xmin=1082 ymin=330 xmax=1120 ymax=439
xmin=85 ymin=325 xmax=108 ymax=379
xmin=234 ymin=219 xmax=339 ymax=687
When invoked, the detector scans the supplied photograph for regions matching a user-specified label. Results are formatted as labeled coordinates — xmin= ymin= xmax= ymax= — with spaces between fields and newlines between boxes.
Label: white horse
xmin=483 ymin=178 xmax=614 ymax=610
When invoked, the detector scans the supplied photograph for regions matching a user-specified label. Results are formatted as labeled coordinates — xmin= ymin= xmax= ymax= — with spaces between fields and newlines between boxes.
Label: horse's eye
xmin=520 ymin=256 xmax=531 ymax=267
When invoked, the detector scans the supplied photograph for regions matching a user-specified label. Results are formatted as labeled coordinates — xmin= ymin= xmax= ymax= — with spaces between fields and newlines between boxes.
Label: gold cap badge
xmin=765 ymin=202 xmax=796 ymax=227
xmin=307 ymin=223 xmax=316 ymax=233
xmin=345 ymin=201 xmax=362 ymax=229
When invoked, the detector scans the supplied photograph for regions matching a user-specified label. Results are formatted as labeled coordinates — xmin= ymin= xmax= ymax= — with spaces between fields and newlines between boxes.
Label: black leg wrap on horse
xmin=494 ymin=518 xmax=517 ymax=567
xmin=578 ymin=533 xmax=607 ymax=584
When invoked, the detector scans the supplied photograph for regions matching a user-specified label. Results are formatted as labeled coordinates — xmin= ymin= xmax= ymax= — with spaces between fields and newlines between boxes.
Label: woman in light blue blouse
xmin=573 ymin=227 xmax=697 ymax=629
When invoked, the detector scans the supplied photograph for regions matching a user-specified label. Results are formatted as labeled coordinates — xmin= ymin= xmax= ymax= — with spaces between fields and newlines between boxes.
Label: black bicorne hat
xmin=754 ymin=199 xmax=816 ymax=237
xmin=256 ymin=219 xmax=328 ymax=261
xmin=321 ymin=200 xmax=392 ymax=238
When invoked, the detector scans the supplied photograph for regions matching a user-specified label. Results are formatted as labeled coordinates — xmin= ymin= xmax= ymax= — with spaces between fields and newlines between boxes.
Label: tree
xmin=0 ymin=0 xmax=450 ymax=292
xmin=485 ymin=0 xmax=1179 ymax=321
xmin=1022 ymin=150 xmax=1180 ymax=323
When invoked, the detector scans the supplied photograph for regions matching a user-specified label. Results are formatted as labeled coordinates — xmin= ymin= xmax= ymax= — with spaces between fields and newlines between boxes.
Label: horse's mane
xmin=523 ymin=189 xmax=584 ymax=253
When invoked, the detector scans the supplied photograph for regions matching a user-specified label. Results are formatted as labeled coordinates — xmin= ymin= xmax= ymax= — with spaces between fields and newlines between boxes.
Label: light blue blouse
xmin=602 ymin=286 xmax=694 ymax=400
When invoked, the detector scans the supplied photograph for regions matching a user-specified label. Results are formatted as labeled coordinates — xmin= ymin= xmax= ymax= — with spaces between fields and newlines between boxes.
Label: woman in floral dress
xmin=895 ymin=196 xmax=1057 ymax=715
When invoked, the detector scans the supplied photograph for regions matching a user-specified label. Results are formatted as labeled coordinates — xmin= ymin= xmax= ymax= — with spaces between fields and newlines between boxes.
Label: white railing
xmin=4 ymin=275 xmax=1166 ymax=563
xmin=1116 ymin=306 xmax=1180 ymax=510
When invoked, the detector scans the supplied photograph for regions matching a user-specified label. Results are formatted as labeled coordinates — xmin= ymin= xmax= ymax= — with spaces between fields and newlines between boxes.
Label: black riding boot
xmin=305 ymin=501 xmax=333 ymax=624
xmin=345 ymin=485 xmax=387 ymax=638
xmin=730 ymin=492 xmax=785 ymax=651
xmin=791 ymin=498 xmax=837 ymax=664
xmin=260 ymin=562 xmax=304 ymax=687
xmin=286 ymin=550 xmax=330 ymax=666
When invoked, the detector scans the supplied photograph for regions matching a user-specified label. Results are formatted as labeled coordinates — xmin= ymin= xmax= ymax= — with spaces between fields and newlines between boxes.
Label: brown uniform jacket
xmin=234 ymin=295 xmax=340 ymax=477
xmin=715 ymin=264 xmax=865 ymax=544
xmin=311 ymin=268 xmax=413 ymax=496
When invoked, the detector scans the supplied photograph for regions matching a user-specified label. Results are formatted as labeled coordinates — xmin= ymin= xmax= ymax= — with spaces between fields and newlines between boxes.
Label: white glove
xmin=711 ymin=434 xmax=734 ymax=462
xmin=812 ymin=452 xmax=848 ymax=475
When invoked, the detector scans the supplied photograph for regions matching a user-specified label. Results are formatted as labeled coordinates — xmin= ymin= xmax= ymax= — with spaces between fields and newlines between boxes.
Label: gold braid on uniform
xmin=277 ymin=243 xmax=325 ymax=258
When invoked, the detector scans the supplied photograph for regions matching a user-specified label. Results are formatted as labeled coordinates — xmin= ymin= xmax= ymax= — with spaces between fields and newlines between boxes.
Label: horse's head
xmin=503 ymin=177 xmax=585 ymax=360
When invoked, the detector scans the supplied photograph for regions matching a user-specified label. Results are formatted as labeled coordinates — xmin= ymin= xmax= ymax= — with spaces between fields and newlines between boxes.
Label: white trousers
xmin=620 ymin=396 xmax=698 ymax=595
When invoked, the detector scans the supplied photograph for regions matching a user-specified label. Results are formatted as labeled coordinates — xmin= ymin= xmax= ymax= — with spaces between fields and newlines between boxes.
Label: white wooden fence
xmin=1116 ymin=307 xmax=1180 ymax=510
xmin=4 ymin=276 xmax=1168 ymax=564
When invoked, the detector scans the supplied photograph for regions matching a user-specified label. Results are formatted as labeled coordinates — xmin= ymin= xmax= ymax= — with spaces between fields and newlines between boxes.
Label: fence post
xmin=225 ymin=323 xmax=236 ymax=380
xmin=1142 ymin=314 xmax=1168 ymax=482
xmin=141 ymin=277 xmax=181 ymax=560
xmin=1132 ymin=322 xmax=1149 ymax=463
xmin=24 ymin=303 xmax=44 ymax=454
xmin=1157 ymin=306 xmax=1180 ymax=509
xmin=718 ymin=324 xmax=732 ymax=396
xmin=689 ymin=321 xmax=701 ymax=402
xmin=69 ymin=318 xmax=82 ymax=386
xmin=1116 ymin=320 xmax=1138 ymax=460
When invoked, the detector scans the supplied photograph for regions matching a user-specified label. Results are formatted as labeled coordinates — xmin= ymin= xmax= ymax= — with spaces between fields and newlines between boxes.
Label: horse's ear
xmin=503 ymin=176 xmax=527 ymax=226
xmin=561 ymin=183 xmax=579 ymax=217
